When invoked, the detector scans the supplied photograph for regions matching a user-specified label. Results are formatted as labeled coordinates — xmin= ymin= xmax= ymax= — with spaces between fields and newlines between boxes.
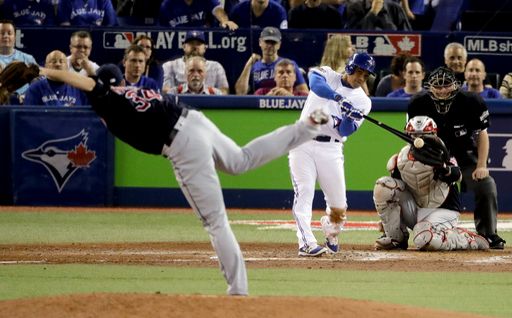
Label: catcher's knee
xmin=373 ymin=177 xmax=405 ymax=207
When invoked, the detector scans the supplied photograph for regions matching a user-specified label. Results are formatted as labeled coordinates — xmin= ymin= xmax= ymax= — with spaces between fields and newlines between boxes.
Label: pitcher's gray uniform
xmin=40 ymin=63 xmax=329 ymax=296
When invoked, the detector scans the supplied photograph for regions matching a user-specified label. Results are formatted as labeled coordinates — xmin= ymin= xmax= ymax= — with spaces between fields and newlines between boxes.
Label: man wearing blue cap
xmin=162 ymin=30 xmax=229 ymax=95
xmin=38 ymin=63 xmax=330 ymax=296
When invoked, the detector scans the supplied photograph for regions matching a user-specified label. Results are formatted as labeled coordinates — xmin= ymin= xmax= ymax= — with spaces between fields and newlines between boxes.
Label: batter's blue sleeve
xmin=337 ymin=116 xmax=358 ymax=137
xmin=309 ymin=72 xmax=339 ymax=101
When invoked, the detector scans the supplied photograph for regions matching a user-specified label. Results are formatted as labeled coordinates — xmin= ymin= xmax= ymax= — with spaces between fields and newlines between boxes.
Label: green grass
xmin=0 ymin=209 xmax=511 ymax=317
xmin=1 ymin=265 xmax=511 ymax=317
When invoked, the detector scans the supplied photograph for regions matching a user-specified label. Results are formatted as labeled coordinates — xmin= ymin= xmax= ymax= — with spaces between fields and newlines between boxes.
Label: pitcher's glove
xmin=0 ymin=61 xmax=40 ymax=93
xmin=410 ymin=135 xmax=450 ymax=168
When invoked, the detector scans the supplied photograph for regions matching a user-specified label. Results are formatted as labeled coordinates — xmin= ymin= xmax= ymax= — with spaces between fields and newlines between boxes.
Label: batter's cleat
xmin=374 ymin=235 xmax=408 ymax=250
xmin=324 ymin=237 xmax=339 ymax=254
xmin=298 ymin=245 xmax=328 ymax=257
xmin=484 ymin=234 xmax=506 ymax=250
xmin=308 ymin=109 xmax=329 ymax=125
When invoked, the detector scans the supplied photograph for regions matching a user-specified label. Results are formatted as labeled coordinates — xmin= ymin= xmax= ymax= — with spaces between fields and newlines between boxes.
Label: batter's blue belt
xmin=314 ymin=135 xmax=340 ymax=143
xmin=166 ymin=108 xmax=189 ymax=146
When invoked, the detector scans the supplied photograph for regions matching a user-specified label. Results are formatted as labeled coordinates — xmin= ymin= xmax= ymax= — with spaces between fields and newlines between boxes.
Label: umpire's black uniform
xmin=408 ymin=90 xmax=505 ymax=249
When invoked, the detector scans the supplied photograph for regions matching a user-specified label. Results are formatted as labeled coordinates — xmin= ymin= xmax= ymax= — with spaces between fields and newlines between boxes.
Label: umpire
xmin=408 ymin=66 xmax=506 ymax=249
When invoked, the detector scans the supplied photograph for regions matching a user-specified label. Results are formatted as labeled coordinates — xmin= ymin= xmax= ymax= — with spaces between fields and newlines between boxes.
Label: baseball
xmin=414 ymin=137 xmax=424 ymax=148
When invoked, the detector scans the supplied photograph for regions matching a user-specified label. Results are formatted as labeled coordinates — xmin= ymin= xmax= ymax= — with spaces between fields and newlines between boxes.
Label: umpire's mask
xmin=425 ymin=67 xmax=460 ymax=114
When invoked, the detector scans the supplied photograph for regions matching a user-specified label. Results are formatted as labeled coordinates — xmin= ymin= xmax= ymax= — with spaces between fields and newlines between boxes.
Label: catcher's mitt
xmin=410 ymin=135 xmax=450 ymax=167
xmin=0 ymin=61 xmax=40 ymax=104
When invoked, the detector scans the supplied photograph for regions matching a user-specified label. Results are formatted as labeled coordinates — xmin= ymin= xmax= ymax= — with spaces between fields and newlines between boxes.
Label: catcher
xmin=373 ymin=116 xmax=489 ymax=251
xmin=0 ymin=61 xmax=40 ymax=105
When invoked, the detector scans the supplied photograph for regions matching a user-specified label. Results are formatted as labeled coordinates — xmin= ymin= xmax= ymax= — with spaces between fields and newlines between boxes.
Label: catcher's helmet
xmin=345 ymin=52 xmax=376 ymax=76
xmin=405 ymin=116 xmax=438 ymax=137
xmin=425 ymin=66 xmax=460 ymax=114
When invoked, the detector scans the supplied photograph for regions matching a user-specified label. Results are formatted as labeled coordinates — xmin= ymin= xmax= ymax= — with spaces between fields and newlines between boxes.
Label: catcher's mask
xmin=425 ymin=67 xmax=460 ymax=114
xmin=405 ymin=116 xmax=438 ymax=138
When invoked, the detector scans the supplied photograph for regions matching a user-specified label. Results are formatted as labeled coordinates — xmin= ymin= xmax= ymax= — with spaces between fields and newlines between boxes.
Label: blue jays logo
xmin=21 ymin=130 xmax=96 ymax=192
xmin=332 ymin=115 xmax=341 ymax=129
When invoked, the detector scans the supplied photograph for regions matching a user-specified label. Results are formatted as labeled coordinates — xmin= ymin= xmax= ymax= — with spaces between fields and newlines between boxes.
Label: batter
xmin=289 ymin=52 xmax=375 ymax=256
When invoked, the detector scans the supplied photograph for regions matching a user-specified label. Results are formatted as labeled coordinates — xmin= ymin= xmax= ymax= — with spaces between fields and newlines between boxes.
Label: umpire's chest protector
xmin=396 ymin=145 xmax=450 ymax=208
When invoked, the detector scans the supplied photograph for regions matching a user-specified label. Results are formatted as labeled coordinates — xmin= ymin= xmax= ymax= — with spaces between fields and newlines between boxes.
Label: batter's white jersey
xmin=299 ymin=66 xmax=372 ymax=140
xmin=289 ymin=66 xmax=371 ymax=250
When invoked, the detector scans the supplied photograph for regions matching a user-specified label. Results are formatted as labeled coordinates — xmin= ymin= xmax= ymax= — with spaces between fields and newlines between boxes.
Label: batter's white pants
xmin=289 ymin=140 xmax=347 ymax=249
xmin=162 ymin=110 xmax=321 ymax=295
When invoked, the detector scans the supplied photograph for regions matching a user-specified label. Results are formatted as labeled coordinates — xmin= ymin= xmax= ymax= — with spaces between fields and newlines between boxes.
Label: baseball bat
xmin=362 ymin=114 xmax=414 ymax=144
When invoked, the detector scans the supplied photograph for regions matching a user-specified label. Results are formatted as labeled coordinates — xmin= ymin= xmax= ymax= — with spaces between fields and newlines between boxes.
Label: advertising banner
xmin=10 ymin=109 xmax=113 ymax=205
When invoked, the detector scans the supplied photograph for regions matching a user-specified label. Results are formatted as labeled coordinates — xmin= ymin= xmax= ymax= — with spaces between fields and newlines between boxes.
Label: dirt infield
xmin=1 ymin=241 xmax=510 ymax=317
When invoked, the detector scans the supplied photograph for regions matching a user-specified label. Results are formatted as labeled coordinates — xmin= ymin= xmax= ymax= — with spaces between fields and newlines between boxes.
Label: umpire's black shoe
xmin=485 ymin=234 xmax=506 ymax=250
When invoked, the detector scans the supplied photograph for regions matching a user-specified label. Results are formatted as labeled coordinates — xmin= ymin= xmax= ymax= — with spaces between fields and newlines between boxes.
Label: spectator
xmin=24 ymin=50 xmax=89 ymax=106
xmin=115 ymin=0 xmax=162 ymax=25
xmin=0 ymin=0 xmax=56 ymax=26
xmin=169 ymin=56 xmax=222 ymax=95
xmin=254 ymin=58 xmax=307 ymax=96
xmin=288 ymin=0 xmax=343 ymax=29
xmin=162 ymin=31 xmax=229 ymax=95
xmin=159 ymin=0 xmax=238 ymax=30
xmin=443 ymin=42 xmax=466 ymax=84
xmin=132 ymin=34 xmax=164 ymax=90
xmin=387 ymin=56 xmax=425 ymax=98
xmin=235 ymin=27 xmax=308 ymax=95
xmin=317 ymin=34 xmax=374 ymax=95
xmin=462 ymin=58 xmax=502 ymax=99
xmin=57 ymin=0 xmax=117 ymax=26
xmin=67 ymin=30 xmax=100 ymax=77
xmin=499 ymin=72 xmax=512 ymax=99
xmin=0 ymin=20 xmax=37 ymax=97
xmin=319 ymin=34 xmax=354 ymax=74
xmin=374 ymin=52 xmax=409 ymax=97
xmin=229 ymin=0 xmax=288 ymax=29
xmin=343 ymin=0 xmax=411 ymax=31
xmin=122 ymin=44 xmax=160 ymax=91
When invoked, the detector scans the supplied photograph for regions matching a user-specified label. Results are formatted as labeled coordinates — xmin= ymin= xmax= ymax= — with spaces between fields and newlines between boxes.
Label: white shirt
xmin=66 ymin=56 xmax=99 ymax=76
xmin=301 ymin=66 xmax=372 ymax=141
xmin=162 ymin=57 xmax=229 ymax=93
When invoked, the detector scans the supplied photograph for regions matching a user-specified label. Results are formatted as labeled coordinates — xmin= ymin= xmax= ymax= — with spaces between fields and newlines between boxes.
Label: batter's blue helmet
xmin=345 ymin=52 xmax=376 ymax=76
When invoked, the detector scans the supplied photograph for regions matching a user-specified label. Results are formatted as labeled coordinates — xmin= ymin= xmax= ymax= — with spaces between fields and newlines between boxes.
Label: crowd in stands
xmin=1 ymin=1 xmax=511 ymax=106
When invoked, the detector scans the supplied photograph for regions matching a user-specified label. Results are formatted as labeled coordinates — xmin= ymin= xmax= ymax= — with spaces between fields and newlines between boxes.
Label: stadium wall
xmin=2 ymin=97 xmax=511 ymax=212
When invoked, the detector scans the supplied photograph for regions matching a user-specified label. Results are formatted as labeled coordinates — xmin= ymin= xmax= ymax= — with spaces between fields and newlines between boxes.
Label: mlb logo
xmin=350 ymin=33 xmax=422 ymax=56
xmin=103 ymin=32 xmax=134 ymax=49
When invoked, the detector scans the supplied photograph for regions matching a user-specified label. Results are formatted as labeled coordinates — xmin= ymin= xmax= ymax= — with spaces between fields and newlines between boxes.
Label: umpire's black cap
xmin=96 ymin=64 xmax=123 ymax=87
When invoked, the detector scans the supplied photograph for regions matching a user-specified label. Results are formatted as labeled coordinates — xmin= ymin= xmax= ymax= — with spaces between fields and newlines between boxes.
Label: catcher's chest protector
xmin=396 ymin=145 xmax=449 ymax=208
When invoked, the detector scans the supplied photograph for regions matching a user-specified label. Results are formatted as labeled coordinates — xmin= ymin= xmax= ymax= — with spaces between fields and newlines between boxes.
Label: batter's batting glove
xmin=339 ymin=99 xmax=364 ymax=120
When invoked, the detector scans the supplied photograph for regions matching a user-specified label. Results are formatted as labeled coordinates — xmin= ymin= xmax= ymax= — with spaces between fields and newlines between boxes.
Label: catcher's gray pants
xmin=162 ymin=110 xmax=320 ymax=295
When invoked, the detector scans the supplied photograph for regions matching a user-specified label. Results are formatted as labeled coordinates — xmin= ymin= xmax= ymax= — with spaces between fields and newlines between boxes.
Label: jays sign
xmin=10 ymin=109 xmax=112 ymax=205
xmin=21 ymin=130 xmax=96 ymax=193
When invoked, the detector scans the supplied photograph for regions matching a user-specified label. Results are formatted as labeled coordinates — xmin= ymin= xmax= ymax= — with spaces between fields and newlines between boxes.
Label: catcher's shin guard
xmin=374 ymin=176 xmax=407 ymax=242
